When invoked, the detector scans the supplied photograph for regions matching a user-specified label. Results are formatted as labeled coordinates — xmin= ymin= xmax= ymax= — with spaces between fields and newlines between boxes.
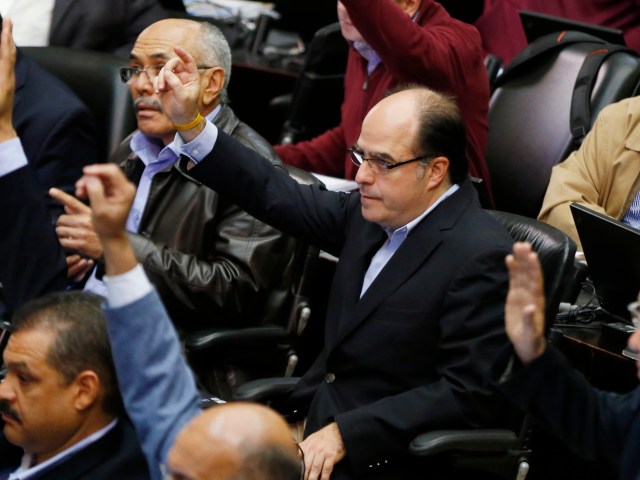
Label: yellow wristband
xmin=173 ymin=113 xmax=204 ymax=131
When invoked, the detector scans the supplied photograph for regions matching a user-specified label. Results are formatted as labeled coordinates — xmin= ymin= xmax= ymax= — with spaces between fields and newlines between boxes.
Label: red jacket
xmin=275 ymin=0 xmax=492 ymax=196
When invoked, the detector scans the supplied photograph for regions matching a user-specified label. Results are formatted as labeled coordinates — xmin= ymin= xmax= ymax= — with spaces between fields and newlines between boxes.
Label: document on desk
xmin=186 ymin=0 xmax=275 ymax=20
xmin=311 ymin=173 xmax=359 ymax=193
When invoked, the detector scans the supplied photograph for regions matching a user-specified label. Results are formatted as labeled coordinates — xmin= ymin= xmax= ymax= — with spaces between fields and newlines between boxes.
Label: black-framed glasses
xmin=348 ymin=146 xmax=433 ymax=176
xmin=119 ymin=64 xmax=215 ymax=84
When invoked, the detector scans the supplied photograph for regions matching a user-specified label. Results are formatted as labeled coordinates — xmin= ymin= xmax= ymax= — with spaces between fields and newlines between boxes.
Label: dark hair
xmin=386 ymin=84 xmax=468 ymax=184
xmin=11 ymin=291 xmax=123 ymax=417
xmin=233 ymin=445 xmax=302 ymax=480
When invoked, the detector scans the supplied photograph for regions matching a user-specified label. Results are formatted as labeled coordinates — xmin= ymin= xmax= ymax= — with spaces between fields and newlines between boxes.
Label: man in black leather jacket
xmin=50 ymin=18 xmax=296 ymax=337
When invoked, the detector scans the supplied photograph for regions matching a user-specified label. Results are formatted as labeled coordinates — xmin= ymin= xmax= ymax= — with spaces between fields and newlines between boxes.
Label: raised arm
xmin=78 ymin=164 xmax=200 ymax=480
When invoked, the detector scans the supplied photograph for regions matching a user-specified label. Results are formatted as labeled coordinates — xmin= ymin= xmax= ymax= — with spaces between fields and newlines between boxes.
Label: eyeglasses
xmin=119 ymin=64 xmax=215 ymax=84
xmin=348 ymin=146 xmax=433 ymax=176
xmin=628 ymin=301 xmax=640 ymax=327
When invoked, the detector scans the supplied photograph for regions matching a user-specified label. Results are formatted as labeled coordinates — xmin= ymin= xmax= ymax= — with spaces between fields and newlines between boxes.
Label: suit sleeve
xmin=334 ymin=247 xmax=510 ymax=473
xmin=104 ymin=289 xmax=201 ymax=480
xmin=127 ymin=202 xmax=297 ymax=324
xmin=0 ymin=166 xmax=67 ymax=312
xmin=493 ymin=346 xmax=638 ymax=471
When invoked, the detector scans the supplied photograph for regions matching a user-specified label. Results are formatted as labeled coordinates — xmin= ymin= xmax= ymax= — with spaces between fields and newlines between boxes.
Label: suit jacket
xmin=0 ymin=50 xmax=95 ymax=313
xmin=49 ymin=0 xmax=167 ymax=58
xmin=0 ymin=419 xmax=150 ymax=479
xmin=493 ymin=347 xmax=640 ymax=480
xmin=187 ymin=130 xmax=514 ymax=479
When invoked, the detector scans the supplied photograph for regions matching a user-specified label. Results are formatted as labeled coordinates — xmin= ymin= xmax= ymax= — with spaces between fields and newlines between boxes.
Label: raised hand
xmin=154 ymin=46 xmax=202 ymax=131
xmin=75 ymin=164 xmax=137 ymax=276
xmin=50 ymin=187 xmax=103 ymax=259
xmin=504 ymin=242 xmax=547 ymax=364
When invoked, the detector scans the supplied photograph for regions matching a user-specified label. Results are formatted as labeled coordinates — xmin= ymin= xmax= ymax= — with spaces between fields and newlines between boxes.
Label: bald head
xmin=166 ymin=403 xmax=300 ymax=480
xmin=376 ymin=85 xmax=468 ymax=184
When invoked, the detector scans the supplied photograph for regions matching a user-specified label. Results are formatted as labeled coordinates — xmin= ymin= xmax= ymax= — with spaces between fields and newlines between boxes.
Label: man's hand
xmin=154 ymin=45 xmax=203 ymax=141
xmin=299 ymin=422 xmax=346 ymax=480
xmin=66 ymin=254 xmax=94 ymax=282
xmin=0 ymin=17 xmax=17 ymax=142
xmin=504 ymin=242 xmax=547 ymax=364
xmin=75 ymin=164 xmax=137 ymax=276
xmin=50 ymin=187 xmax=103 ymax=259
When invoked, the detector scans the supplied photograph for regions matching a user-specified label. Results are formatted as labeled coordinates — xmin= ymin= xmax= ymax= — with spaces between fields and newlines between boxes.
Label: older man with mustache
xmin=47 ymin=18 xmax=297 ymax=356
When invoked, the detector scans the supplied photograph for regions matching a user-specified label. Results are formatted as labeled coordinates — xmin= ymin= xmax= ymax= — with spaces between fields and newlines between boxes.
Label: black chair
xmin=409 ymin=211 xmax=577 ymax=480
xmin=487 ymin=32 xmax=640 ymax=218
xmin=21 ymin=46 xmax=136 ymax=164
xmin=184 ymin=165 xmax=322 ymax=401
xmin=271 ymin=22 xmax=348 ymax=145
xmin=484 ymin=54 xmax=504 ymax=94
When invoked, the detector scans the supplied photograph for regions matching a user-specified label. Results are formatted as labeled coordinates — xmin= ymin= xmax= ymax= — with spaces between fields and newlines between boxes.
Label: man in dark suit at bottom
xmin=0 ymin=291 xmax=149 ymax=479
xmin=155 ymin=47 xmax=514 ymax=479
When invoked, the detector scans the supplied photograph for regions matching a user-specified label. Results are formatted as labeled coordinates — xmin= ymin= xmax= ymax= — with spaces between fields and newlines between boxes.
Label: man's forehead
xmin=4 ymin=329 xmax=54 ymax=366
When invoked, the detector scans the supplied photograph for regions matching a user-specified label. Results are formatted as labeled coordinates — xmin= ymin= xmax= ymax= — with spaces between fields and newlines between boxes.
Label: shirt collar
xmin=10 ymin=419 xmax=118 ymax=480
xmin=130 ymin=104 xmax=223 ymax=168
xmin=383 ymin=183 xmax=460 ymax=238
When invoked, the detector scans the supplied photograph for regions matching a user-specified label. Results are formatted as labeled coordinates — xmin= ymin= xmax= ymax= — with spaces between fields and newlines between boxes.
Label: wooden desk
xmin=549 ymin=325 xmax=637 ymax=393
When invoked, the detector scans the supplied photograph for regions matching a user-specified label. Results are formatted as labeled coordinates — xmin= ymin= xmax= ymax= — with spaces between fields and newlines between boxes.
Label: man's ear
xmin=426 ymin=156 xmax=450 ymax=188
xmin=201 ymin=67 xmax=225 ymax=106
xmin=72 ymin=370 xmax=100 ymax=412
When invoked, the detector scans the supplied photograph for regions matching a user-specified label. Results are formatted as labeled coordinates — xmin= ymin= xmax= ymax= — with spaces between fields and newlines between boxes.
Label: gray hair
xmin=198 ymin=21 xmax=232 ymax=104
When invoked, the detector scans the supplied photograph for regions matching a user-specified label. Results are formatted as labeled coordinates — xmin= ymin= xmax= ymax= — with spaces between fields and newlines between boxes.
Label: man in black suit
xmin=155 ymin=47 xmax=514 ymax=479
xmin=0 ymin=291 xmax=150 ymax=479
xmin=1 ymin=0 xmax=167 ymax=58
xmin=0 ymin=16 xmax=96 ymax=314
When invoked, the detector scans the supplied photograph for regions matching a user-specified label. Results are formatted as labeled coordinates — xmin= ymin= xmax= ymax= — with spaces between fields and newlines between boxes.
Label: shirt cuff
xmin=173 ymin=119 xmax=218 ymax=164
xmin=0 ymin=137 xmax=29 ymax=177
xmin=103 ymin=264 xmax=153 ymax=308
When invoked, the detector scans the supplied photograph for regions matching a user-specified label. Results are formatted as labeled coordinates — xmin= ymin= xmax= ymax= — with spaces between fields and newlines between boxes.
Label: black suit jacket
xmin=0 ymin=419 xmax=150 ymax=479
xmin=187 ymin=131 xmax=514 ymax=479
xmin=49 ymin=0 xmax=168 ymax=58
xmin=0 ymin=51 xmax=96 ymax=313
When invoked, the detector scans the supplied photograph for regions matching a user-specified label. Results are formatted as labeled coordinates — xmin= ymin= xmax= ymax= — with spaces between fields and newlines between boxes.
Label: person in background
xmin=0 ymin=0 xmax=168 ymax=57
xmin=274 ymin=0 xmax=493 ymax=204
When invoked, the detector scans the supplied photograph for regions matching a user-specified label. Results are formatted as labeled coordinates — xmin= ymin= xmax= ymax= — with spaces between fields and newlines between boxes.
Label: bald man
xmin=73 ymin=162 xmax=300 ymax=480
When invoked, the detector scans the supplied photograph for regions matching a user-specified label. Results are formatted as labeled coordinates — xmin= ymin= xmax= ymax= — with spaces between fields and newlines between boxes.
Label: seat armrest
xmin=234 ymin=377 xmax=300 ymax=403
xmin=410 ymin=429 xmax=520 ymax=456
xmin=185 ymin=326 xmax=293 ymax=352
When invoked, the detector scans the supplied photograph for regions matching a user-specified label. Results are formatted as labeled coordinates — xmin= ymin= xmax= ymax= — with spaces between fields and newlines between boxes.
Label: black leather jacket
xmin=109 ymin=105 xmax=297 ymax=333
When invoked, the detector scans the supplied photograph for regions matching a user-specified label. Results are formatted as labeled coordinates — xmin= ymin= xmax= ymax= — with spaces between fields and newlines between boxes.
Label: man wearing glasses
xmin=48 ymin=18 xmax=298 ymax=361
xmin=153 ymin=48 xmax=514 ymax=480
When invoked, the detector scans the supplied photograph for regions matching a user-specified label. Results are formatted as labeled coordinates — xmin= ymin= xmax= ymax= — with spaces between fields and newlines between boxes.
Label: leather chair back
xmin=487 ymin=38 xmax=640 ymax=218
xmin=22 ymin=46 xmax=136 ymax=164
xmin=279 ymin=22 xmax=348 ymax=144
xmin=488 ymin=210 xmax=577 ymax=323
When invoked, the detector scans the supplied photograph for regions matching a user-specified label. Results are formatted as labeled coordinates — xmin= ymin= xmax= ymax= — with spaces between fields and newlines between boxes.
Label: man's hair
xmin=387 ymin=84 xmax=468 ymax=184
xmin=197 ymin=21 xmax=232 ymax=104
xmin=233 ymin=445 xmax=301 ymax=480
xmin=11 ymin=291 xmax=123 ymax=417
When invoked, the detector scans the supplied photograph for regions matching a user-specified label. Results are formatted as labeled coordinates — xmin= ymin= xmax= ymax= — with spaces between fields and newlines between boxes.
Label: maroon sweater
xmin=275 ymin=0 xmax=492 ymax=195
